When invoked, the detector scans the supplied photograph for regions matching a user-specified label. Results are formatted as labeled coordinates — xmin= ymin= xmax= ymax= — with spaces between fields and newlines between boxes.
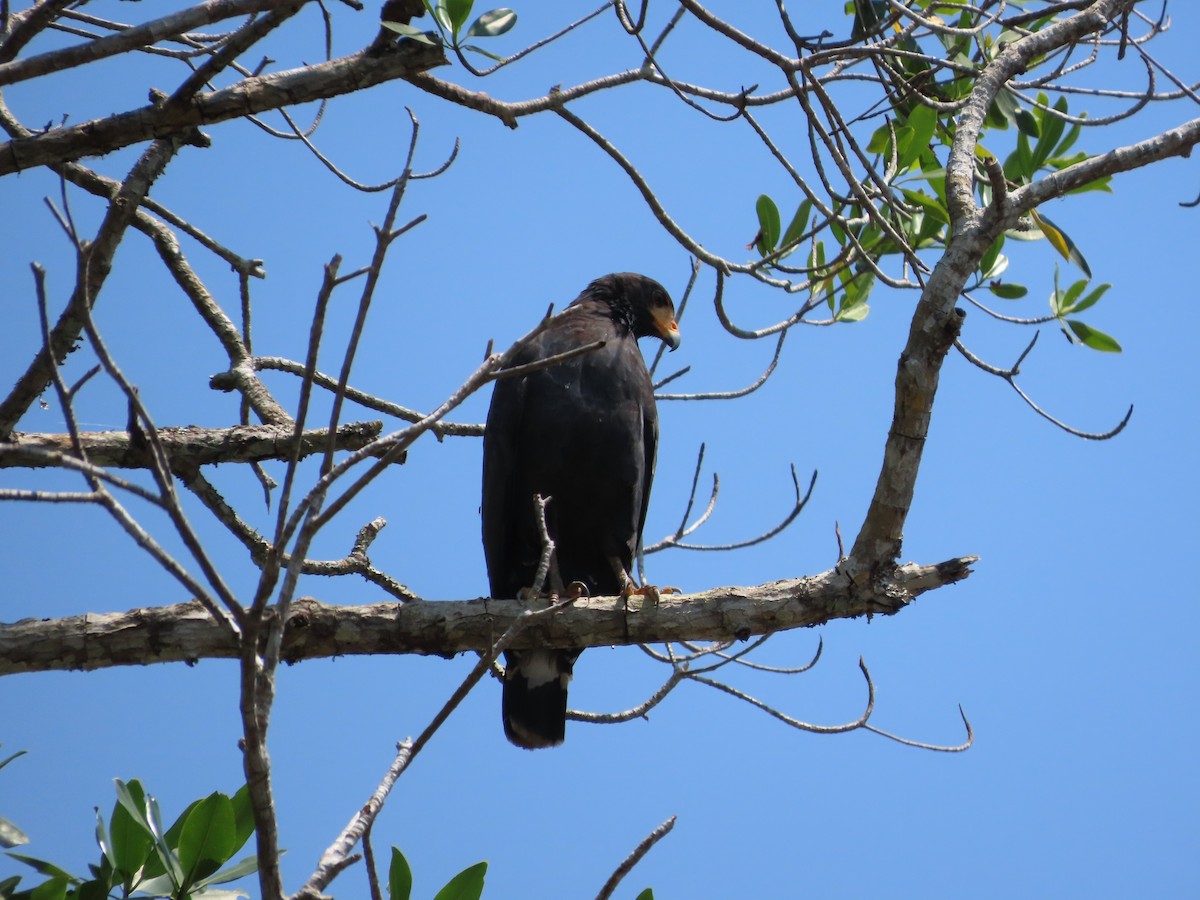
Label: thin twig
xmin=595 ymin=815 xmax=677 ymax=900
xmin=295 ymin=597 xmax=577 ymax=899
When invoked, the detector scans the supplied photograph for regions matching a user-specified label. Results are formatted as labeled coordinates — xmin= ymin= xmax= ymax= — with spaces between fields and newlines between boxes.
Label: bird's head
xmin=588 ymin=272 xmax=681 ymax=351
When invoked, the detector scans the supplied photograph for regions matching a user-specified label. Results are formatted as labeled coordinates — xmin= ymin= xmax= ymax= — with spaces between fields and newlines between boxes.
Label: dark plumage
xmin=482 ymin=273 xmax=680 ymax=749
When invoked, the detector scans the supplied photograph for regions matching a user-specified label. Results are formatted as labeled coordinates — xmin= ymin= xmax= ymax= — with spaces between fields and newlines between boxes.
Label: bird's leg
xmin=609 ymin=557 xmax=679 ymax=607
xmin=520 ymin=552 xmax=568 ymax=604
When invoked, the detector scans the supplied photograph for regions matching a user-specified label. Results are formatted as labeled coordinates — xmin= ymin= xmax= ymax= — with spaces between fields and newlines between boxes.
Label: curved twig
xmin=862 ymin=704 xmax=975 ymax=752
xmin=657 ymin=328 xmax=787 ymax=401
xmin=653 ymin=466 xmax=816 ymax=553
xmin=690 ymin=655 xmax=876 ymax=734
xmin=569 ymin=667 xmax=687 ymax=724
xmin=955 ymin=337 xmax=1134 ymax=440
xmin=295 ymin=596 xmax=577 ymax=899
xmin=595 ymin=815 xmax=677 ymax=900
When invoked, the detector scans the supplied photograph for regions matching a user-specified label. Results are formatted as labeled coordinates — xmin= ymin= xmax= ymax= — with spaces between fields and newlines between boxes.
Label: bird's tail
xmin=502 ymin=649 xmax=573 ymax=749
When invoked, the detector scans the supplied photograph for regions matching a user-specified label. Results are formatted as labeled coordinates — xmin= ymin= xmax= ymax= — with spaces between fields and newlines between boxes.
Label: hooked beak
xmin=655 ymin=312 xmax=681 ymax=351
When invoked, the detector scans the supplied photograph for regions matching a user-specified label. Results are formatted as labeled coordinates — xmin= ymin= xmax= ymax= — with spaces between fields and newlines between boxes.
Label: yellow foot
xmin=622 ymin=582 xmax=680 ymax=606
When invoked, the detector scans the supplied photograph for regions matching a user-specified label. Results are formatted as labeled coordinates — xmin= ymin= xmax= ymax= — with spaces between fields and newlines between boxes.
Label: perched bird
xmin=482 ymin=273 xmax=681 ymax=749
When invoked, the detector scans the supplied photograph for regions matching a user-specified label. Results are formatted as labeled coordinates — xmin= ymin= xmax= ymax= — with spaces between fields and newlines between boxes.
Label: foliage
xmin=0 ymin=746 xmax=31 ymax=851
xmin=749 ymin=8 xmax=1121 ymax=348
xmin=382 ymin=0 xmax=517 ymax=61
xmin=2 ymin=780 xmax=256 ymax=900
xmin=387 ymin=847 xmax=487 ymax=900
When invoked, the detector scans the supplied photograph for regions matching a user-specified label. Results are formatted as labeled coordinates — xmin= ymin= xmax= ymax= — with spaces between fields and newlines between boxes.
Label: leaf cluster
xmin=387 ymin=847 xmax=486 ymax=900
xmin=2 ymin=780 xmax=256 ymax=900
xmin=748 ymin=5 xmax=1121 ymax=350
xmin=382 ymin=0 xmax=516 ymax=61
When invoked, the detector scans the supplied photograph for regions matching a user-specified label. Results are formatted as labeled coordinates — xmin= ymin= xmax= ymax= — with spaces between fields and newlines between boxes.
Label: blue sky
xmin=1 ymin=3 xmax=1197 ymax=898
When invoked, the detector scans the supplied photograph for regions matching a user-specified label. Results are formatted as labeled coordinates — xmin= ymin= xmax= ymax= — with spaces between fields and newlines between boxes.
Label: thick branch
xmin=0 ymin=40 xmax=445 ymax=176
xmin=0 ymin=421 xmax=383 ymax=469
xmin=0 ymin=136 xmax=184 ymax=438
xmin=1012 ymin=114 xmax=1200 ymax=213
xmin=0 ymin=0 xmax=299 ymax=88
xmin=848 ymin=0 xmax=1136 ymax=576
xmin=0 ymin=556 xmax=977 ymax=675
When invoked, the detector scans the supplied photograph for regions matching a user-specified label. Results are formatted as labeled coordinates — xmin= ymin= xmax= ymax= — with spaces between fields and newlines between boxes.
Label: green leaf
xmin=76 ymin=879 xmax=110 ymax=900
xmin=1030 ymin=210 xmax=1091 ymax=277
xmin=1031 ymin=95 xmax=1067 ymax=170
xmin=979 ymin=237 xmax=1007 ymax=279
xmin=849 ymin=0 xmax=888 ymax=40
xmin=888 ymin=123 xmax=915 ymax=166
xmin=94 ymin=807 xmax=115 ymax=874
xmin=1013 ymin=130 xmax=1034 ymax=180
xmin=842 ymin=270 xmax=875 ymax=310
xmin=780 ymin=198 xmax=812 ymax=249
xmin=229 ymin=786 xmax=255 ymax=859
xmin=635 ymin=890 xmax=655 ymax=900
xmin=163 ymin=797 xmax=202 ymax=851
xmin=899 ymin=188 xmax=949 ymax=226
xmin=835 ymin=267 xmax=873 ymax=321
xmin=1014 ymin=108 xmax=1040 ymax=137
xmin=1066 ymin=319 xmax=1122 ymax=352
xmin=129 ymin=872 xmax=177 ymax=896
xmin=988 ymin=282 xmax=1027 ymax=299
xmin=0 ymin=815 xmax=29 ymax=848
xmin=1065 ymin=282 xmax=1110 ymax=315
xmin=28 ymin=876 xmax=68 ymax=900
xmin=432 ymin=861 xmax=488 ymax=900
xmin=194 ymin=852 xmax=260 ymax=888
xmin=388 ymin=847 xmax=414 ymax=900
xmin=177 ymin=793 xmax=237 ymax=888
xmin=754 ymin=194 xmax=781 ymax=256
xmin=5 ymin=854 xmax=77 ymax=882
xmin=835 ymin=302 xmax=870 ymax=322
xmin=985 ymin=88 xmax=1018 ymax=130
xmin=112 ymin=780 xmax=152 ymax=836
xmin=466 ymin=8 xmax=516 ymax=37
xmin=1066 ymin=175 xmax=1113 ymax=195
xmin=109 ymin=784 xmax=155 ymax=885
xmin=1058 ymin=277 xmax=1088 ymax=312
xmin=429 ymin=2 xmax=452 ymax=34
xmin=897 ymin=103 xmax=936 ymax=171
xmin=380 ymin=20 xmax=440 ymax=44
xmin=113 ymin=780 xmax=184 ymax=890
xmin=441 ymin=0 xmax=474 ymax=35
xmin=866 ymin=122 xmax=890 ymax=154
xmin=1055 ymin=119 xmax=1083 ymax=158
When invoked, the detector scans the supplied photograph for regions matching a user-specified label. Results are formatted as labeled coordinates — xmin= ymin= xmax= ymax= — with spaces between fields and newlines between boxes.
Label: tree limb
xmin=0 ymin=556 xmax=977 ymax=675
xmin=0 ymin=39 xmax=445 ymax=176
xmin=0 ymin=421 xmax=383 ymax=469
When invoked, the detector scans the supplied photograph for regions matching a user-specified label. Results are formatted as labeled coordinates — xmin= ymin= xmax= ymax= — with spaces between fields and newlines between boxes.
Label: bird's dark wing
xmin=638 ymin=383 xmax=659 ymax=562
xmin=481 ymin=324 xmax=557 ymax=600
xmin=481 ymin=359 xmax=522 ymax=600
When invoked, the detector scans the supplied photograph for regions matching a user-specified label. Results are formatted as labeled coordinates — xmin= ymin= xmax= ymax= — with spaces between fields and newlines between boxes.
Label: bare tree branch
xmin=0 ymin=556 xmax=977 ymax=676
xmin=595 ymin=815 xmax=677 ymax=900
xmin=0 ymin=421 xmax=382 ymax=469
xmin=0 ymin=0 xmax=293 ymax=87
xmin=0 ymin=40 xmax=446 ymax=176
xmin=293 ymin=597 xmax=577 ymax=900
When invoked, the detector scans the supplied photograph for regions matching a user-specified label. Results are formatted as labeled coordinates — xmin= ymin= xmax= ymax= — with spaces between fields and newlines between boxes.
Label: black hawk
xmin=482 ymin=273 xmax=681 ymax=749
